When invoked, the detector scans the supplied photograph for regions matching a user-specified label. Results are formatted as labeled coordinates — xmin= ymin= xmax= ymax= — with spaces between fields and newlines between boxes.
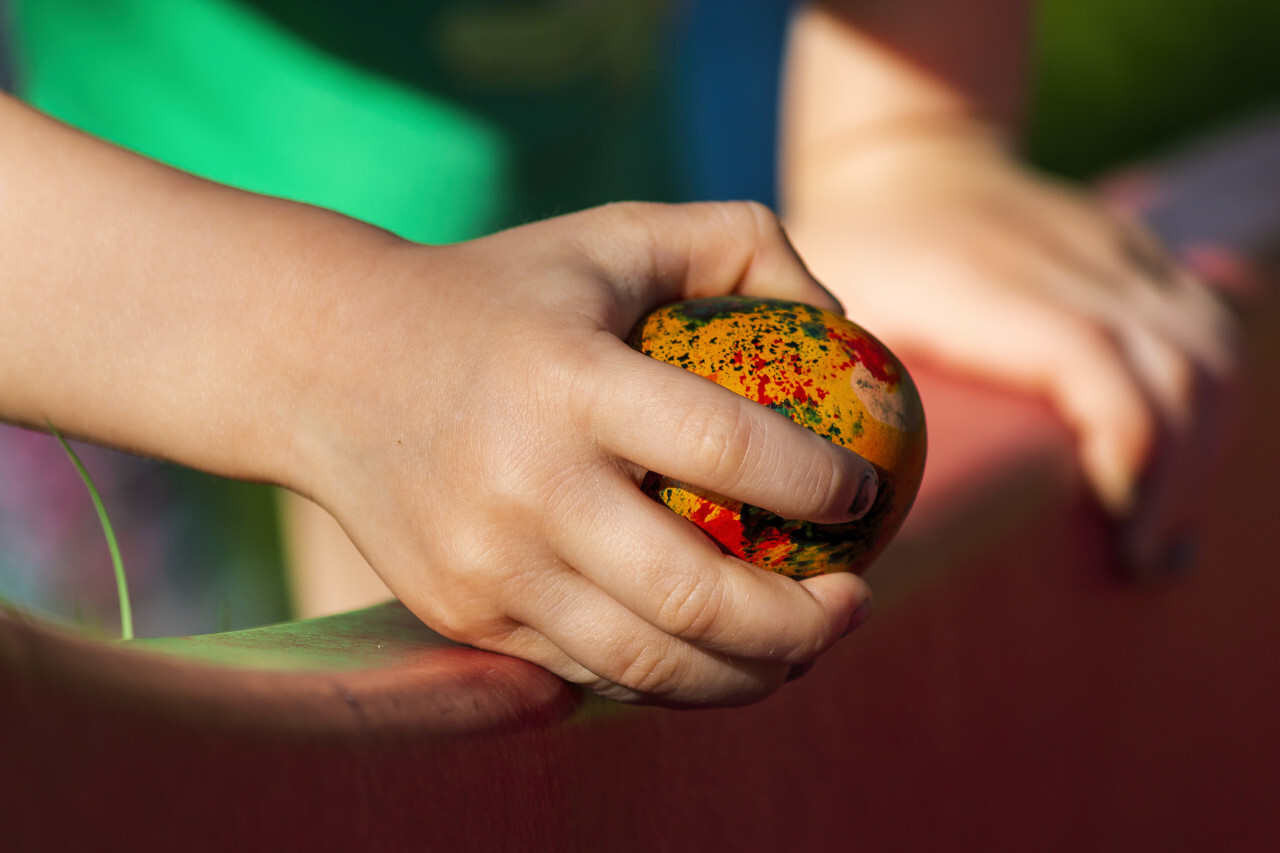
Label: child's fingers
xmin=1115 ymin=325 xmax=1198 ymax=572
xmin=906 ymin=284 xmax=1156 ymax=516
xmin=575 ymin=201 xmax=844 ymax=319
xmin=1033 ymin=189 xmax=1182 ymax=290
xmin=588 ymin=346 xmax=877 ymax=524
xmin=1137 ymin=267 xmax=1239 ymax=378
xmin=494 ymin=564 xmax=792 ymax=706
xmin=471 ymin=621 xmax=782 ymax=706
xmin=467 ymin=624 xmax=665 ymax=705
xmin=1104 ymin=271 xmax=1235 ymax=382
xmin=547 ymin=469 xmax=868 ymax=664
xmin=1012 ymin=267 xmax=1228 ymax=530
xmin=1116 ymin=324 xmax=1240 ymax=576
xmin=1029 ymin=198 xmax=1239 ymax=376
xmin=1023 ymin=317 xmax=1155 ymax=516
xmin=1119 ymin=323 xmax=1197 ymax=433
xmin=972 ymin=216 xmax=1237 ymax=523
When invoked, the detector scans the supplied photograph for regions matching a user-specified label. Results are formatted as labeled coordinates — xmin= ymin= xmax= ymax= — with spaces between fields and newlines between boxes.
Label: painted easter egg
xmin=627 ymin=296 xmax=926 ymax=578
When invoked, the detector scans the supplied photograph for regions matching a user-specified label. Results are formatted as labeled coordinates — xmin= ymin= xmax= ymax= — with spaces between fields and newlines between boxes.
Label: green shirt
xmin=10 ymin=0 xmax=682 ymax=243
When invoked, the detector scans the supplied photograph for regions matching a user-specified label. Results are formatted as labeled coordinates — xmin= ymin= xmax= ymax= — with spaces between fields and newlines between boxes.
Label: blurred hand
xmin=289 ymin=202 xmax=879 ymax=706
xmin=784 ymin=123 xmax=1240 ymax=576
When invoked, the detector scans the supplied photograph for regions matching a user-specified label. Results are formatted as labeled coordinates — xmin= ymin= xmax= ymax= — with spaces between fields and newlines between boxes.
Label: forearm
xmin=0 ymin=93 xmax=399 ymax=487
xmin=780 ymin=0 xmax=1033 ymax=206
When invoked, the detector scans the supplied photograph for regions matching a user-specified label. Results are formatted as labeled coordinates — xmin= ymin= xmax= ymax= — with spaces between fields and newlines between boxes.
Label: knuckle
xmin=612 ymin=644 xmax=685 ymax=697
xmin=597 ymin=200 xmax=665 ymax=244
xmin=1048 ymin=317 xmax=1121 ymax=376
xmin=737 ymin=199 xmax=783 ymax=234
xmin=652 ymin=570 xmax=729 ymax=642
xmin=675 ymin=397 xmax=754 ymax=489
xmin=422 ymin=593 xmax=493 ymax=646
xmin=539 ymin=455 xmax=607 ymax=527
xmin=585 ymin=680 xmax=647 ymax=705
xmin=442 ymin=526 xmax=548 ymax=621
xmin=717 ymin=200 xmax=787 ymax=251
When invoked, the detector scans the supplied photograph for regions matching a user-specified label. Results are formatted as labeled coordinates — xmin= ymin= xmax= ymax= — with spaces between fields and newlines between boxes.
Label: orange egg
xmin=628 ymin=296 xmax=926 ymax=577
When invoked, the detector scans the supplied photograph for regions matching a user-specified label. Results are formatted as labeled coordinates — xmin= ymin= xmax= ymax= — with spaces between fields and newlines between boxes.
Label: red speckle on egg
xmin=828 ymin=327 xmax=899 ymax=386
xmin=688 ymin=501 xmax=748 ymax=556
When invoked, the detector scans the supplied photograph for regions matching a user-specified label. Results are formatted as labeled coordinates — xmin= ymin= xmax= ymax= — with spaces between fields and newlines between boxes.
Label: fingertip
xmin=799 ymin=570 xmax=872 ymax=642
xmin=724 ymin=204 xmax=846 ymax=314
xmin=1038 ymin=324 xmax=1155 ymax=518
xmin=848 ymin=465 xmax=879 ymax=521
xmin=1081 ymin=429 xmax=1142 ymax=517
xmin=813 ymin=279 xmax=847 ymax=316
xmin=843 ymin=596 xmax=875 ymax=637
xmin=772 ymin=222 xmax=845 ymax=315
xmin=784 ymin=263 xmax=846 ymax=316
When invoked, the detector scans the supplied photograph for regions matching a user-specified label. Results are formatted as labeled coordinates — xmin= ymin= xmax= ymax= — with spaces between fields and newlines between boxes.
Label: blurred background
xmin=0 ymin=0 xmax=1277 ymax=638
xmin=679 ymin=0 xmax=1280 ymax=198
xmin=1027 ymin=0 xmax=1280 ymax=180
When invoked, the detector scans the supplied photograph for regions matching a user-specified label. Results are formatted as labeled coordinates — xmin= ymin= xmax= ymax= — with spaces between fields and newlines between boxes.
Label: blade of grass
xmin=48 ymin=423 xmax=133 ymax=640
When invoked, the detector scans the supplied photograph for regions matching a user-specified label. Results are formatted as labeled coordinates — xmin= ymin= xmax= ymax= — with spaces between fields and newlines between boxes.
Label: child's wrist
xmin=266 ymin=227 xmax=432 ymax=504
xmin=782 ymin=111 xmax=1010 ymax=210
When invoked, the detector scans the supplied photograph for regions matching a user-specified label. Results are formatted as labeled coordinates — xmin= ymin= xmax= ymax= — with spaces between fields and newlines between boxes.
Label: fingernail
xmin=842 ymin=597 xmax=874 ymax=637
xmin=849 ymin=467 xmax=879 ymax=520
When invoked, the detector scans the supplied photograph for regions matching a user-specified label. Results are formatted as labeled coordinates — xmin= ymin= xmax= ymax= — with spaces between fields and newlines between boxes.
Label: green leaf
xmin=48 ymin=423 xmax=133 ymax=640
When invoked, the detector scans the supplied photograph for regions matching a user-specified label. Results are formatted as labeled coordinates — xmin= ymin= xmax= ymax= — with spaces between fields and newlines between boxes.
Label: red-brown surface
xmin=3 ymin=306 xmax=1277 ymax=852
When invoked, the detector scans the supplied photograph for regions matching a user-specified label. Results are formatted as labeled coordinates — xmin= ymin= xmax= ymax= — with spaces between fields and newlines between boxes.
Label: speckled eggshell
xmin=627 ymin=296 xmax=927 ymax=578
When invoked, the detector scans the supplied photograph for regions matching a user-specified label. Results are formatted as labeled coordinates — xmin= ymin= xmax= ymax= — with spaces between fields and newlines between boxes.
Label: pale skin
xmin=0 ymin=93 xmax=877 ymax=707
xmin=781 ymin=0 xmax=1239 ymax=574
xmin=1 ymin=2 xmax=1242 ymax=706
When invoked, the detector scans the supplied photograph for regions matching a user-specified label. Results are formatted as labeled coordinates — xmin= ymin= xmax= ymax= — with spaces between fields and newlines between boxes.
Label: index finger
xmin=571 ymin=200 xmax=845 ymax=323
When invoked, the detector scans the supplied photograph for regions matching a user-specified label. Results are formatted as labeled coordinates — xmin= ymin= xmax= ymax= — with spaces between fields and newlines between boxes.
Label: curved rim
xmin=0 ymin=601 xmax=581 ymax=738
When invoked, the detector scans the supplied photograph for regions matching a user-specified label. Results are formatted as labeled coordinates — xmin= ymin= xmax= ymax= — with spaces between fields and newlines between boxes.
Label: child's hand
xmin=0 ymin=97 xmax=873 ymax=707
xmin=784 ymin=125 xmax=1240 ymax=576
xmin=288 ymin=202 xmax=879 ymax=706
